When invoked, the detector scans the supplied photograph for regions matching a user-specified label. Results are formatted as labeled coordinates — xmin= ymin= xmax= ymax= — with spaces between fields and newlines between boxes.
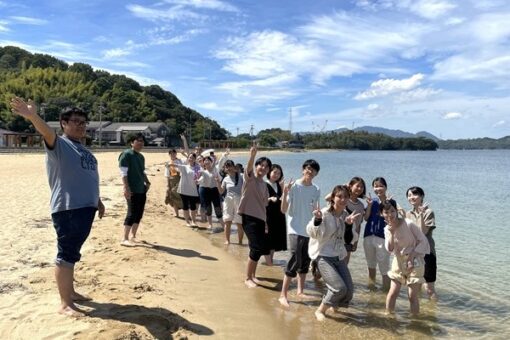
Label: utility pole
xmin=236 ymin=127 xmax=239 ymax=137
xmin=40 ymin=103 xmax=47 ymax=122
xmin=289 ymin=107 xmax=293 ymax=134
xmin=189 ymin=113 xmax=192 ymax=144
xmin=98 ymin=104 xmax=105 ymax=147
xmin=249 ymin=124 xmax=254 ymax=138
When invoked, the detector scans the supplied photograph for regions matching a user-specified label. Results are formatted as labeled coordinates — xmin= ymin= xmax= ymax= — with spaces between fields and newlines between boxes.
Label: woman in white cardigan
xmin=307 ymin=185 xmax=361 ymax=321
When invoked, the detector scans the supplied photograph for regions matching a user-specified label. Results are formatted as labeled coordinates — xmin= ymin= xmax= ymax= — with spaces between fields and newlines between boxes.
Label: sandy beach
xmin=0 ymin=150 xmax=296 ymax=339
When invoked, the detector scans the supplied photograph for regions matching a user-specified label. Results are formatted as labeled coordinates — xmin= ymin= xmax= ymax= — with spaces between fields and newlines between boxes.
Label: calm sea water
xmin=209 ymin=150 xmax=510 ymax=339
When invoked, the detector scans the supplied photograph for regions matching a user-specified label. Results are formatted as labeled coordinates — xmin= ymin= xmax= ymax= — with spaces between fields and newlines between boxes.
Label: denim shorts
xmin=51 ymin=207 xmax=96 ymax=267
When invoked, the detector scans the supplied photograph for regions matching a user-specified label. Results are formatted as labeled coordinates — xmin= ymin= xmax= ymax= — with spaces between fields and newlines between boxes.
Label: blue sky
xmin=1 ymin=0 xmax=509 ymax=139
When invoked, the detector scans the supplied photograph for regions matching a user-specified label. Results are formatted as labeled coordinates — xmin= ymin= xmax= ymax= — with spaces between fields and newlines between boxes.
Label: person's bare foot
xmin=224 ymin=240 xmax=230 ymax=245
xmin=315 ymin=309 xmax=326 ymax=322
xmin=278 ymin=296 xmax=290 ymax=308
xmin=384 ymin=309 xmax=395 ymax=317
xmin=130 ymin=237 xmax=140 ymax=243
xmin=251 ymin=277 xmax=263 ymax=285
xmin=58 ymin=305 xmax=85 ymax=317
xmin=71 ymin=292 xmax=92 ymax=302
xmin=327 ymin=306 xmax=338 ymax=314
xmin=244 ymin=279 xmax=257 ymax=288
xmin=427 ymin=290 xmax=438 ymax=301
xmin=296 ymin=292 xmax=315 ymax=299
xmin=120 ymin=240 xmax=135 ymax=247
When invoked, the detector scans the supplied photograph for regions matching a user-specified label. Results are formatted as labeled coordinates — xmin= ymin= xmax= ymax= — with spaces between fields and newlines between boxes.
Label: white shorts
xmin=222 ymin=195 xmax=242 ymax=224
xmin=363 ymin=235 xmax=390 ymax=276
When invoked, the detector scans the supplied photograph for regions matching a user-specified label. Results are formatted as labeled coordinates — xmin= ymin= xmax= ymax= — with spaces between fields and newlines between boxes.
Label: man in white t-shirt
xmin=278 ymin=159 xmax=321 ymax=307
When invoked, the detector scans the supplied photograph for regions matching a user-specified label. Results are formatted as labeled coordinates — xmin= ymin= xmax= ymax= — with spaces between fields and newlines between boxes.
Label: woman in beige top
xmin=381 ymin=200 xmax=430 ymax=316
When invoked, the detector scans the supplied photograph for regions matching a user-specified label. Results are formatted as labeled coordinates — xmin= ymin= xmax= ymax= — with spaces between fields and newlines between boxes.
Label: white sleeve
xmin=120 ymin=166 xmax=128 ymax=177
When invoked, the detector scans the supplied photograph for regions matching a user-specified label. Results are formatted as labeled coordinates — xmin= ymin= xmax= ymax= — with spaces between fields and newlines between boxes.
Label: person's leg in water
xmin=408 ymin=283 xmax=422 ymax=316
xmin=236 ymin=223 xmax=244 ymax=244
xmin=224 ymin=220 xmax=232 ymax=244
xmin=245 ymin=258 xmax=258 ymax=288
xmin=278 ymin=274 xmax=292 ymax=307
xmin=296 ymin=236 xmax=314 ymax=299
xmin=385 ymin=279 xmax=401 ymax=314
xmin=382 ymin=274 xmax=391 ymax=292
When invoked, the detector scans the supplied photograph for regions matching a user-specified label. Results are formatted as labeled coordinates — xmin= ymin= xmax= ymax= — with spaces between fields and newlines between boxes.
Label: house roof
xmin=115 ymin=126 xmax=150 ymax=132
xmin=101 ymin=122 xmax=169 ymax=132
xmin=47 ymin=121 xmax=111 ymax=129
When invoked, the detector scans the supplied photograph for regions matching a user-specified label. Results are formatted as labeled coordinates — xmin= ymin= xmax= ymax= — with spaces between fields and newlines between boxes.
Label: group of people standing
xmin=163 ymin=143 xmax=438 ymax=321
xmin=10 ymin=97 xmax=438 ymax=322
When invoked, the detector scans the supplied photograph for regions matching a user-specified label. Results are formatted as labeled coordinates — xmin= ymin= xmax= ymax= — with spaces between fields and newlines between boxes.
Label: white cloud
xmin=163 ymin=0 xmax=239 ymax=12
xmin=104 ymin=48 xmax=131 ymax=58
xmin=355 ymin=73 xmax=424 ymax=100
xmin=9 ymin=16 xmax=48 ymax=25
xmin=216 ymin=73 xmax=301 ymax=102
xmin=367 ymin=103 xmax=379 ymax=110
xmin=469 ymin=12 xmax=510 ymax=44
xmin=127 ymin=4 xmax=203 ymax=22
xmin=493 ymin=120 xmax=506 ymax=127
xmin=111 ymin=61 xmax=150 ymax=68
xmin=0 ymin=20 xmax=9 ymax=32
xmin=444 ymin=17 xmax=465 ymax=25
xmin=395 ymin=87 xmax=441 ymax=103
xmin=433 ymin=53 xmax=510 ymax=82
xmin=265 ymin=107 xmax=280 ymax=112
xmin=196 ymin=101 xmax=244 ymax=112
xmin=102 ymin=29 xmax=204 ymax=59
xmin=353 ymin=0 xmax=456 ymax=19
xmin=215 ymin=30 xmax=320 ymax=79
xmin=443 ymin=112 xmax=463 ymax=119
xmin=408 ymin=0 xmax=457 ymax=19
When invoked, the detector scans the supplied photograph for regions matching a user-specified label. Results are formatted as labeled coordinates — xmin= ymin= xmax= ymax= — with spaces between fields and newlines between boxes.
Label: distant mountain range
xmin=331 ymin=126 xmax=441 ymax=141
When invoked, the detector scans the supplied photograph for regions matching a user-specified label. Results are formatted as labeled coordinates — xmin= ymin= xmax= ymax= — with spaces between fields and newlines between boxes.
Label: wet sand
xmin=0 ymin=151 xmax=444 ymax=339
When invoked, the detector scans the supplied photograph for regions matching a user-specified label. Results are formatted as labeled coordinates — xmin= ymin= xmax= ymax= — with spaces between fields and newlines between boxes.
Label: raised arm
xmin=215 ymin=148 xmax=229 ymax=172
xmin=364 ymin=194 xmax=373 ymax=221
xmin=180 ymin=134 xmax=190 ymax=157
xmin=245 ymin=145 xmax=257 ymax=177
xmin=10 ymin=97 xmax=56 ymax=148
xmin=280 ymin=179 xmax=294 ymax=214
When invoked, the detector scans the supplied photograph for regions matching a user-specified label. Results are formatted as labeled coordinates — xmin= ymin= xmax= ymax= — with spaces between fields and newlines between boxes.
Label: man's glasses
xmin=68 ymin=119 xmax=89 ymax=127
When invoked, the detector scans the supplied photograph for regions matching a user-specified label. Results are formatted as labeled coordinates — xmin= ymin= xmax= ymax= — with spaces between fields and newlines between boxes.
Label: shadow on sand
xmin=136 ymin=241 xmax=218 ymax=261
xmin=82 ymin=300 xmax=214 ymax=339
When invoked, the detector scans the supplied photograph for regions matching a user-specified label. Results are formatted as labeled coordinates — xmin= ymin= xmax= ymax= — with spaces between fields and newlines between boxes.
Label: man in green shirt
xmin=119 ymin=133 xmax=150 ymax=246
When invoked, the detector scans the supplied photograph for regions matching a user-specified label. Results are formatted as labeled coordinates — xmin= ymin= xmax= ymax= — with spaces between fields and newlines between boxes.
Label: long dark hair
xmin=224 ymin=160 xmax=239 ymax=186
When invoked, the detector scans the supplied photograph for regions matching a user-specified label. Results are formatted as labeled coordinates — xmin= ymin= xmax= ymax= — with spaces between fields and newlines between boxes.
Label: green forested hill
xmin=0 ymin=46 xmax=227 ymax=139
xmin=437 ymin=136 xmax=510 ymax=149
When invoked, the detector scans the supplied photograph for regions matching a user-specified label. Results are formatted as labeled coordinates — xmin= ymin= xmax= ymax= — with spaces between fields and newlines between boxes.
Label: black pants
xmin=424 ymin=253 xmax=437 ymax=283
xmin=242 ymin=214 xmax=269 ymax=261
xmin=124 ymin=192 xmax=147 ymax=226
xmin=285 ymin=234 xmax=311 ymax=277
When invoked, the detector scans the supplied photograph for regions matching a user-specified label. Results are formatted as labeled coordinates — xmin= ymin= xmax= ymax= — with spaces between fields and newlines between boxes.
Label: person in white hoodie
xmin=307 ymin=185 xmax=361 ymax=321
